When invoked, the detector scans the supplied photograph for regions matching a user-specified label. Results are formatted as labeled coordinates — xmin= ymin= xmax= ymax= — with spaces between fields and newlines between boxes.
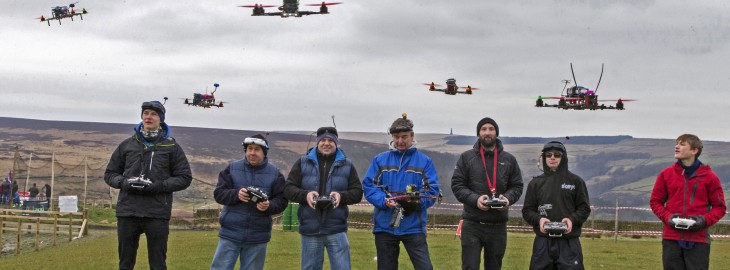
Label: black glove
xmin=689 ymin=215 xmax=707 ymax=231
xmin=667 ymin=213 xmax=680 ymax=228
xmin=120 ymin=179 xmax=142 ymax=194
xmin=142 ymin=180 xmax=164 ymax=194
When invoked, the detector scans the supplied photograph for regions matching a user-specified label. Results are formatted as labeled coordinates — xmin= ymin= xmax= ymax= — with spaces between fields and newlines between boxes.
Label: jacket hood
xmin=134 ymin=122 xmax=171 ymax=146
xmin=542 ymin=150 xmax=568 ymax=176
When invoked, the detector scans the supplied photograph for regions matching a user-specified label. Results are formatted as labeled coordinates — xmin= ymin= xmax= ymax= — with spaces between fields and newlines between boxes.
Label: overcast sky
xmin=2 ymin=0 xmax=729 ymax=141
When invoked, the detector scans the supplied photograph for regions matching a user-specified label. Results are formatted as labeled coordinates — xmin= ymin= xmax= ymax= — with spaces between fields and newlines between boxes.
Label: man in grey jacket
xmin=451 ymin=117 xmax=524 ymax=270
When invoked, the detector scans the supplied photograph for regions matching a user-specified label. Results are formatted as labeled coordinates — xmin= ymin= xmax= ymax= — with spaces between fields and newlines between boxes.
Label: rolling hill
xmin=1 ymin=116 xmax=728 ymax=208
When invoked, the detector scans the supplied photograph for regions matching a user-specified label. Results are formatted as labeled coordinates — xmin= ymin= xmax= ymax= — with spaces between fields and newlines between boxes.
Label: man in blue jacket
xmin=362 ymin=114 xmax=440 ymax=270
xmin=104 ymin=100 xmax=192 ymax=270
xmin=210 ymin=134 xmax=288 ymax=270
xmin=284 ymin=127 xmax=363 ymax=270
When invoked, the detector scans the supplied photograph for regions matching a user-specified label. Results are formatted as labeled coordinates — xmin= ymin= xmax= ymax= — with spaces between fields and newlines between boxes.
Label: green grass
xmin=2 ymin=228 xmax=730 ymax=269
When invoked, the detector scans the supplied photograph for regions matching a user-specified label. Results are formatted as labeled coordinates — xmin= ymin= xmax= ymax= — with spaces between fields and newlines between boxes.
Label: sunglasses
xmin=544 ymin=152 xmax=563 ymax=158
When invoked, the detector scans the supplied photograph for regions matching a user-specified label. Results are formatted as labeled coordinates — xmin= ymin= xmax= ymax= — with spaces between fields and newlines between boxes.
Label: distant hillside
xmin=1 ymin=117 xmax=728 ymax=208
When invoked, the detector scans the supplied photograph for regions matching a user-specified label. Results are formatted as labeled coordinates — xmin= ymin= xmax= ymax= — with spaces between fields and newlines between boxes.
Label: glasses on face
xmin=544 ymin=152 xmax=563 ymax=158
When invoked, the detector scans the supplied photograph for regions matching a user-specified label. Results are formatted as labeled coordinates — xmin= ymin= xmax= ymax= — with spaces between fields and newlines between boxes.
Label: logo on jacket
xmin=561 ymin=183 xmax=575 ymax=190
xmin=538 ymin=204 xmax=552 ymax=216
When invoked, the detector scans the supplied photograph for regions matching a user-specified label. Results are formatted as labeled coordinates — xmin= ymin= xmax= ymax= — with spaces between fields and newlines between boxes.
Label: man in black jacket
xmin=522 ymin=141 xmax=591 ymax=270
xmin=104 ymin=100 xmax=192 ymax=270
xmin=451 ymin=117 xmax=524 ymax=270
xmin=284 ymin=127 xmax=363 ymax=270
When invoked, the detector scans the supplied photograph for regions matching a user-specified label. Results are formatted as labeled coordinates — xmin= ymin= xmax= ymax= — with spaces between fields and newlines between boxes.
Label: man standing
xmin=284 ymin=127 xmax=363 ymax=270
xmin=29 ymin=183 xmax=39 ymax=199
xmin=522 ymin=141 xmax=591 ymax=270
xmin=43 ymin=183 xmax=52 ymax=204
xmin=451 ymin=117 xmax=524 ymax=270
xmin=362 ymin=114 xmax=440 ymax=270
xmin=650 ymin=134 xmax=726 ymax=270
xmin=104 ymin=100 xmax=192 ymax=270
xmin=210 ymin=134 xmax=288 ymax=270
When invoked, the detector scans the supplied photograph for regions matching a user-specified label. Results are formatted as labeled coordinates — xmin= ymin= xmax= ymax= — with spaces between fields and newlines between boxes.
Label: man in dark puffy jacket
xmin=522 ymin=141 xmax=590 ymax=270
xmin=210 ymin=134 xmax=287 ymax=270
xmin=284 ymin=126 xmax=362 ymax=270
xmin=451 ymin=117 xmax=523 ymax=270
xmin=104 ymin=100 xmax=192 ymax=270
xmin=650 ymin=134 xmax=726 ymax=270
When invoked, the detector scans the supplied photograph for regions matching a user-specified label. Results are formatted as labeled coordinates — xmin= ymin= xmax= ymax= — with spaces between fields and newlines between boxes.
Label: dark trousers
xmin=374 ymin=232 xmax=433 ymax=270
xmin=529 ymin=236 xmax=584 ymax=270
xmin=460 ymin=220 xmax=507 ymax=270
xmin=117 ymin=217 xmax=170 ymax=270
xmin=662 ymin=239 xmax=710 ymax=270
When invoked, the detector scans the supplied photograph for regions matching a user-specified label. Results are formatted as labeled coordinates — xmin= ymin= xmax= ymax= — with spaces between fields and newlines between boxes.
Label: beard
xmin=479 ymin=136 xmax=496 ymax=149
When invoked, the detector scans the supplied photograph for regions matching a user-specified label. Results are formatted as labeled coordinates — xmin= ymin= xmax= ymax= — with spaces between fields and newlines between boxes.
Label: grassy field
xmin=2 ymin=227 xmax=730 ymax=269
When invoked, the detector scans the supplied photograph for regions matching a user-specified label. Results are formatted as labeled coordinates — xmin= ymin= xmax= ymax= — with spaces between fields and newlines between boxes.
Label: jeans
xmin=374 ymin=232 xmax=433 ymax=270
xmin=210 ymin=238 xmax=267 ymax=270
xmin=460 ymin=220 xmax=507 ymax=270
xmin=300 ymin=232 xmax=351 ymax=270
xmin=117 ymin=217 xmax=169 ymax=270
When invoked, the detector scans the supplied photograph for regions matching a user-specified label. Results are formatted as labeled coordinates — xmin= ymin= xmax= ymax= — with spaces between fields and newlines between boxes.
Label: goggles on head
xmin=243 ymin=137 xmax=269 ymax=149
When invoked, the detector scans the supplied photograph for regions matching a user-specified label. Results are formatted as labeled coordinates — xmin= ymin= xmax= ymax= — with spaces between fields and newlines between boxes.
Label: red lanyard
xmin=479 ymin=147 xmax=498 ymax=195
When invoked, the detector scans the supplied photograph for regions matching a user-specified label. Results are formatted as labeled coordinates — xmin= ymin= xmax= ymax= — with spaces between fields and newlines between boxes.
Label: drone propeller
xmin=594 ymin=63 xmax=604 ymax=94
xmin=36 ymin=16 xmax=46 ymax=21
xmin=305 ymin=2 xmax=343 ymax=6
xmin=422 ymin=83 xmax=443 ymax=87
xmin=239 ymin=4 xmax=277 ymax=8
xmin=460 ymin=86 xmax=479 ymax=90
xmin=599 ymin=99 xmax=636 ymax=102
xmin=69 ymin=1 xmax=79 ymax=8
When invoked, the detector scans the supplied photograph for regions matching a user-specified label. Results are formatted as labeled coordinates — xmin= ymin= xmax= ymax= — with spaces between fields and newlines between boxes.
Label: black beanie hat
xmin=476 ymin=117 xmax=499 ymax=137
xmin=243 ymin=134 xmax=269 ymax=156
xmin=316 ymin=127 xmax=339 ymax=145
xmin=141 ymin=101 xmax=166 ymax=123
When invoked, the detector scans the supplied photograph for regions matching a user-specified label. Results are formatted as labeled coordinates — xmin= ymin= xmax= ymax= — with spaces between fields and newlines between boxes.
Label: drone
xmin=37 ymin=2 xmax=87 ymax=26
xmin=184 ymin=83 xmax=226 ymax=109
xmin=239 ymin=1 xmax=342 ymax=18
xmin=535 ymin=63 xmax=635 ymax=110
xmin=423 ymin=78 xmax=479 ymax=95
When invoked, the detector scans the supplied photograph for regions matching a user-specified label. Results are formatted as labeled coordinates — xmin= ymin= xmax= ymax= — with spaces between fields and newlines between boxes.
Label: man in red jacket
xmin=650 ymin=134 xmax=726 ymax=270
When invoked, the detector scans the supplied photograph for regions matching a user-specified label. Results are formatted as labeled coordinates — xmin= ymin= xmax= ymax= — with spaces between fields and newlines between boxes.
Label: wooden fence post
xmin=68 ymin=216 xmax=73 ymax=242
xmin=35 ymin=218 xmax=40 ymax=251
xmin=16 ymin=219 xmax=22 ymax=255
xmin=53 ymin=215 xmax=57 ymax=246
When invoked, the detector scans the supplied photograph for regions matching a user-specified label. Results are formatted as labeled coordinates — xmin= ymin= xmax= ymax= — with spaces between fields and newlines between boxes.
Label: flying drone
xmin=535 ymin=63 xmax=635 ymax=110
xmin=37 ymin=2 xmax=87 ymax=26
xmin=184 ymin=83 xmax=226 ymax=109
xmin=239 ymin=0 xmax=342 ymax=18
xmin=423 ymin=78 xmax=479 ymax=95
